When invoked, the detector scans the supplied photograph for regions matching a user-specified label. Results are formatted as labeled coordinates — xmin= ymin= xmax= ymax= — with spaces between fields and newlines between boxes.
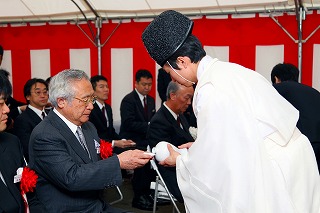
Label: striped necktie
xmin=76 ymin=126 xmax=91 ymax=159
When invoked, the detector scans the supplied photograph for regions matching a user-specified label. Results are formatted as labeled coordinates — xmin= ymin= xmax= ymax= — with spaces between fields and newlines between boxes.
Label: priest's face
xmin=163 ymin=57 xmax=197 ymax=87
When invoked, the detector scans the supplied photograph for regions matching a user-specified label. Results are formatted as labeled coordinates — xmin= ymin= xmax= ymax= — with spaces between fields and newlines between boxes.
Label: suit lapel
xmin=92 ymin=103 xmax=108 ymax=126
xmin=26 ymin=107 xmax=42 ymax=124
xmin=0 ymin=145 xmax=23 ymax=209
xmin=49 ymin=112 xmax=92 ymax=163
xmin=162 ymin=106 xmax=192 ymax=139
xmin=133 ymin=91 xmax=146 ymax=120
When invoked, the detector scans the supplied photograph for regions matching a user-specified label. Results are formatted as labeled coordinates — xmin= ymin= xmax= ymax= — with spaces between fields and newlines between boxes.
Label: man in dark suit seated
xmin=0 ymin=69 xmax=27 ymax=132
xmin=89 ymin=75 xmax=136 ymax=154
xmin=147 ymin=81 xmax=195 ymax=203
xmin=13 ymin=78 xmax=49 ymax=162
xmin=0 ymin=72 xmax=44 ymax=213
xmin=271 ymin=63 xmax=320 ymax=171
xmin=120 ymin=69 xmax=164 ymax=210
xmin=28 ymin=69 xmax=153 ymax=213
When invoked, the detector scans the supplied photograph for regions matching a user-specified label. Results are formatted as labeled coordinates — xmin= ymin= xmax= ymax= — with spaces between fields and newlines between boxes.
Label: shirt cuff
xmin=17 ymin=106 xmax=22 ymax=114
xmin=111 ymin=140 xmax=115 ymax=148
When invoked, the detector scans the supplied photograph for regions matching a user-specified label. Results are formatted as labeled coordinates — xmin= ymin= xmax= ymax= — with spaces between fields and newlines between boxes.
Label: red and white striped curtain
xmin=1 ymin=11 xmax=320 ymax=122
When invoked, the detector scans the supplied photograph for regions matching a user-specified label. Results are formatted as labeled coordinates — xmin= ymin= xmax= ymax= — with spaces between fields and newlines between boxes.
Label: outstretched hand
xmin=178 ymin=142 xmax=193 ymax=149
xmin=159 ymin=144 xmax=180 ymax=167
xmin=118 ymin=149 xmax=152 ymax=169
xmin=114 ymin=139 xmax=136 ymax=149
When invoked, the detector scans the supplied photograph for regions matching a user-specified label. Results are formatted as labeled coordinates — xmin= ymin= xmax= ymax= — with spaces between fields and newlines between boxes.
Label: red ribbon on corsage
xmin=20 ymin=167 xmax=38 ymax=195
xmin=100 ymin=139 xmax=113 ymax=159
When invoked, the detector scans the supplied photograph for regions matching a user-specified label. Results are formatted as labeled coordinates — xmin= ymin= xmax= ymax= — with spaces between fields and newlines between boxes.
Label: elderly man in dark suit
xmin=147 ymin=81 xmax=195 ymax=203
xmin=120 ymin=69 xmax=162 ymax=210
xmin=14 ymin=78 xmax=49 ymax=162
xmin=89 ymin=75 xmax=136 ymax=154
xmin=28 ymin=69 xmax=153 ymax=213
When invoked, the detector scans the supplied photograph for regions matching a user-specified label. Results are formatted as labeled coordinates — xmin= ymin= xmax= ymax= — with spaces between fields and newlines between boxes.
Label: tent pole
xmin=95 ymin=17 xmax=102 ymax=75
xmin=297 ymin=6 xmax=304 ymax=82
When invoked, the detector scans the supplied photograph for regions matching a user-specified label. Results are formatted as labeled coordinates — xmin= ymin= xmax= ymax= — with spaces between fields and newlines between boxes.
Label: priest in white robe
xmin=142 ymin=10 xmax=320 ymax=213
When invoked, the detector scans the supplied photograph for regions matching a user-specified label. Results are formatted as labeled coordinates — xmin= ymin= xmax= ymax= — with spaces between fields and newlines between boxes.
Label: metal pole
xmin=95 ymin=17 xmax=102 ymax=75
xmin=297 ymin=6 xmax=304 ymax=82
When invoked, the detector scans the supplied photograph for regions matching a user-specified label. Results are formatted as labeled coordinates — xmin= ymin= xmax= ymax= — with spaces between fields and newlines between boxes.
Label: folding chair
xmin=148 ymin=145 xmax=181 ymax=213
xmin=109 ymin=185 xmax=124 ymax=205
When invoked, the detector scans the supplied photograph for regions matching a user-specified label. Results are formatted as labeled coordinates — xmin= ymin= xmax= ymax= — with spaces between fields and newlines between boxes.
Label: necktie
xmin=177 ymin=116 xmax=181 ymax=128
xmin=143 ymin=96 xmax=148 ymax=120
xmin=41 ymin=111 xmax=46 ymax=119
xmin=76 ymin=126 xmax=91 ymax=159
xmin=102 ymin=106 xmax=109 ymax=127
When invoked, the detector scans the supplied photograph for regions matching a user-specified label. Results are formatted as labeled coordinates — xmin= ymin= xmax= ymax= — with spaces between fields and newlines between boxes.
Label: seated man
xmin=0 ymin=69 xmax=27 ymax=131
xmin=89 ymin=75 xmax=136 ymax=154
xmin=0 ymin=72 xmax=44 ymax=213
xmin=14 ymin=78 xmax=49 ymax=162
xmin=147 ymin=81 xmax=195 ymax=203
xmin=28 ymin=69 xmax=153 ymax=213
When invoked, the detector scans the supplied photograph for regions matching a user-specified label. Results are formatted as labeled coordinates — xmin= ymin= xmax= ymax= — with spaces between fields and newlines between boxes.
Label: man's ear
xmin=275 ymin=76 xmax=281 ymax=84
xmin=177 ymin=56 xmax=191 ymax=69
xmin=57 ymin=98 xmax=66 ymax=109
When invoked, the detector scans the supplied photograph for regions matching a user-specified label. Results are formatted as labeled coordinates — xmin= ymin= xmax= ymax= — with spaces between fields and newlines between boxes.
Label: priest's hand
xmin=159 ymin=144 xmax=180 ymax=167
xmin=178 ymin=142 xmax=193 ymax=149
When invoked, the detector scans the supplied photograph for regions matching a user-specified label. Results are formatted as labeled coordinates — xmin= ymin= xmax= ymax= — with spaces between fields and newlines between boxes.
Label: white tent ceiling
xmin=0 ymin=0 xmax=319 ymax=24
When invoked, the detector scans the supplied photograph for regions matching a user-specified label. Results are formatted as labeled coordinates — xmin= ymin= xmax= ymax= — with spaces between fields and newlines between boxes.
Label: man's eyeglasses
xmin=74 ymin=96 xmax=97 ymax=106
xmin=32 ymin=90 xmax=49 ymax=96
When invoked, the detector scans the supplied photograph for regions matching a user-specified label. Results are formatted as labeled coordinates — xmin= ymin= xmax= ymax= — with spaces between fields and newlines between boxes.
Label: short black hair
xmin=167 ymin=35 xmax=206 ymax=70
xmin=23 ymin=78 xmax=48 ymax=103
xmin=0 ymin=69 xmax=10 ymax=78
xmin=0 ymin=45 xmax=3 ymax=56
xmin=271 ymin=63 xmax=299 ymax=84
xmin=0 ymin=70 xmax=12 ymax=99
xmin=90 ymin=75 xmax=108 ymax=90
xmin=135 ymin=69 xmax=152 ymax=82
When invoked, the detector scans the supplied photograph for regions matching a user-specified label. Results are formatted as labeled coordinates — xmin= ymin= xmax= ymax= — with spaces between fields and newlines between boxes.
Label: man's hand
xmin=114 ymin=139 xmax=136 ymax=149
xmin=159 ymin=144 xmax=180 ymax=167
xmin=178 ymin=142 xmax=193 ymax=149
xmin=118 ymin=149 xmax=152 ymax=169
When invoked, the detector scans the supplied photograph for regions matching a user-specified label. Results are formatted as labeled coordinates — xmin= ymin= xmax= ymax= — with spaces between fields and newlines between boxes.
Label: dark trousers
xmin=131 ymin=162 xmax=156 ymax=198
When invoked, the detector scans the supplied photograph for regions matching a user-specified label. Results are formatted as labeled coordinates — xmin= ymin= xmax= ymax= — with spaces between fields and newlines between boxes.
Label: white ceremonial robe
xmin=176 ymin=56 xmax=320 ymax=213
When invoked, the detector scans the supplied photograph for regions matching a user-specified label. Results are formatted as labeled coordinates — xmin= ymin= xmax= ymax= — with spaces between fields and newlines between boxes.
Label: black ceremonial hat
xmin=142 ymin=10 xmax=193 ymax=67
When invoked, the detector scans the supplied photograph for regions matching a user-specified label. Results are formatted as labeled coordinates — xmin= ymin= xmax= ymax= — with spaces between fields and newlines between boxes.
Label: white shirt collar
xmin=163 ymin=102 xmax=178 ymax=120
xmin=135 ymin=88 xmax=146 ymax=104
xmin=95 ymin=101 xmax=105 ymax=110
xmin=28 ymin=104 xmax=45 ymax=119
xmin=53 ymin=108 xmax=78 ymax=135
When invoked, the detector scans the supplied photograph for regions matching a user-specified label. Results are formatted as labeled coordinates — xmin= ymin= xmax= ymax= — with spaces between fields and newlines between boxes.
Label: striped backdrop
xmin=1 ymin=11 xmax=320 ymax=122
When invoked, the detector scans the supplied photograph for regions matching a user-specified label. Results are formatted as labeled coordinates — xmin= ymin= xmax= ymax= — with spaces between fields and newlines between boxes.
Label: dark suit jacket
xmin=89 ymin=103 xmax=120 ymax=142
xmin=13 ymin=106 xmax=43 ymax=162
xmin=274 ymin=81 xmax=320 ymax=143
xmin=5 ymin=96 xmax=26 ymax=133
xmin=28 ymin=110 xmax=122 ymax=213
xmin=157 ymin=68 xmax=171 ymax=103
xmin=119 ymin=90 xmax=155 ymax=150
xmin=0 ymin=132 xmax=25 ymax=213
xmin=0 ymin=132 xmax=44 ymax=213
xmin=147 ymin=105 xmax=195 ymax=202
